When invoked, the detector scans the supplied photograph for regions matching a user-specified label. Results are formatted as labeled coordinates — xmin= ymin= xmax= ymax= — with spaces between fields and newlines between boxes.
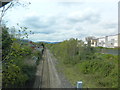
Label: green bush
xmin=76 ymin=54 xmax=118 ymax=88
xmin=47 ymin=39 xmax=118 ymax=88
xmin=22 ymin=65 xmax=36 ymax=81
xmin=2 ymin=26 xmax=38 ymax=88
xmin=2 ymin=27 xmax=13 ymax=60
xmin=33 ymin=50 xmax=42 ymax=65
xmin=2 ymin=62 xmax=28 ymax=88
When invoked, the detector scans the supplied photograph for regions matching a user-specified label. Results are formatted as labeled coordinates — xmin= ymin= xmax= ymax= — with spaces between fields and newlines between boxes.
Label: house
xmin=97 ymin=37 xmax=106 ymax=47
xmin=106 ymin=34 xmax=118 ymax=48
xmin=90 ymin=39 xmax=98 ymax=47
xmin=87 ymin=33 xmax=120 ymax=48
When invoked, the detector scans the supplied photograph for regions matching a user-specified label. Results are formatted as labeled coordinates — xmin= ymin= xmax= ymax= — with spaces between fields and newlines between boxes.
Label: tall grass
xmin=47 ymin=38 xmax=118 ymax=88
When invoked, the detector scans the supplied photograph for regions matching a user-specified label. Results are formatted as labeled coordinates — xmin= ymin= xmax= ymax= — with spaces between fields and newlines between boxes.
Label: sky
xmin=1 ymin=0 xmax=119 ymax=42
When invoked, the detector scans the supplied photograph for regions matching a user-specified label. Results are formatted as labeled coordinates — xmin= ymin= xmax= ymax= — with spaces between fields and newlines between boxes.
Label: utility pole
xmin=118 ymin=1 xmax=120 ymax=49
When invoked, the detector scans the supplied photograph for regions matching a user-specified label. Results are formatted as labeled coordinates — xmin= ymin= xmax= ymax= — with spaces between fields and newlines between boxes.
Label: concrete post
xmin=77 ymin=81 xmax=82 ymax=89
xmin=105 ymin=36 xmax=108 ymax=47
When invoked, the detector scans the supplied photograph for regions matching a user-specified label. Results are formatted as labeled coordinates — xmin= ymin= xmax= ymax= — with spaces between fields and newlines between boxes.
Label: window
xmin=111 ymin=43 xmax=113 ymax=45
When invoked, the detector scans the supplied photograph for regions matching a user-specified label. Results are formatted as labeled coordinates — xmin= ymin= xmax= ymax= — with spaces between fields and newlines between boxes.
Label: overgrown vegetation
xmin=2 ymin=26 xmax=42 ymax=88
xmin=47 ymin=38 xmax=118 ymax=88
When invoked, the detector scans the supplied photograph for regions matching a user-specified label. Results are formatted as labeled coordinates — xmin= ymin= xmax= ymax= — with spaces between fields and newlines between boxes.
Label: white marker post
xmin=77 ymin=81 xmax=82 ymax=89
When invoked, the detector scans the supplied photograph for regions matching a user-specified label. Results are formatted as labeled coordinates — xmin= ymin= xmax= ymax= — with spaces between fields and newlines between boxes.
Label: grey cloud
xmin=103 ymin=23 xmax=117 ymax=29
xmin=83 ymin=14 xmax=100 ymax=23
xmin=75 ymin=26 xmax=83 ymax=31
xmin=68 ymin=13 xmax=100 ymax=24
xmin=23 ymin=15 xmax=77 ymax=34
xmin=22 ymin=11 xmax=101 ymax=40
xmin=58 ymin=2 xmax=84 ymax=7
xmin=22 ymin=15 xmax=59 ymax=34
xmin=32 ymin=28 xmax=56 ymax=34
xmin=23 ymin=16 xmax=56 ymax=29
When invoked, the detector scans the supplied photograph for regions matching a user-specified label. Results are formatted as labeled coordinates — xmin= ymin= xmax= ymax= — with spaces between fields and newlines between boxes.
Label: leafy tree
xmin=2 ymin=26 xmax=13 ymax=60
xmin=2 ymin=26 xmax=38 ymax=88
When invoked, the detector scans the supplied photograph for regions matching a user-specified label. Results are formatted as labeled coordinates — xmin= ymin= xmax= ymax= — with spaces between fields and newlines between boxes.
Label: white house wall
xmin=91 ymin=34 xmax=119 ymax=48
xmin=97 ymin=37 xmax=106 ymax=47
xmin=107 ymin=35 xmax=118 ymax=48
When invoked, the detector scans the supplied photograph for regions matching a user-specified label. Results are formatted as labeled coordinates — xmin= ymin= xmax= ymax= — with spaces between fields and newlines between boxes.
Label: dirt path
xmin=33 ymin=49 xmax=72 ymax=88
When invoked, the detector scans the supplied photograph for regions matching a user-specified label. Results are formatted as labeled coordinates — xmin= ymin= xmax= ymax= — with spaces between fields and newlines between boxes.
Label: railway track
xmin=34 ymin=49 xmax=68 ymax=88
xmin=33 ymin=49 xmax=50 ymax=88
xmin=40 ymin=50 xmax=50 ymax=88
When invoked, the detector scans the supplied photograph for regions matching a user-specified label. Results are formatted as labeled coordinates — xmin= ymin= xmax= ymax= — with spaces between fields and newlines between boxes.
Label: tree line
xmin=47 ymin=38 xmax=118 ymax=88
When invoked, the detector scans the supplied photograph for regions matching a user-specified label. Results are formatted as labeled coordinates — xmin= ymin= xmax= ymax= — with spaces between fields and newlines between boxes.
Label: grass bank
xmin=47 ymin=39 xmax=118 ymax=88
xmin=56 ymin=54 xmax=118 ymax=88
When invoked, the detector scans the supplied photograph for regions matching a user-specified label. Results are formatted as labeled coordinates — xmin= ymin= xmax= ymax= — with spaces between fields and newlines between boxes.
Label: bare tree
xmin=0 ymin=0 xmax=30 ymax=25
xmin=0 ymin=0 xmax=14 ymax=25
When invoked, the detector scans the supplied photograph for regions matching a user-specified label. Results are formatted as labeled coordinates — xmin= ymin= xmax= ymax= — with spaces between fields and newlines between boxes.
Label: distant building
xmin=106 ymin=34 xmax=118 ymax=48
xmin=90 ymin=39 xmax=98 ymax=47
xmin=87 ymin=34 xmax=120 ymax=48
xmin=97 ymin=37 xmax=106 ymax=47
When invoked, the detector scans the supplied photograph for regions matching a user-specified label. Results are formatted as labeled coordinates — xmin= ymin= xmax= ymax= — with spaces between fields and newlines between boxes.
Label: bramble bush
xmin=3 ymin=62 xmax=28 ymax=88
xmin=2 ymin=26 xmax=42 ymax=88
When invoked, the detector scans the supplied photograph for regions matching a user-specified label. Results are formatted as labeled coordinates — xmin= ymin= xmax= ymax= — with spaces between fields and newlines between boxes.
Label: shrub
xmin=2 ymin=27 xmax=13 ymax=60
xmin=22 ymin=65 xmax=36 ymax=81
xmin=2 ymin=62 xmax=28 ymax=88
xmin=47 ymin=38 xmax=118 ymax=88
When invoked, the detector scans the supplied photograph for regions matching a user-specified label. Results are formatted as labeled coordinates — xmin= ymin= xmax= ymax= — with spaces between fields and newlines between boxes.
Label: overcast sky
xmin=1 ymin=0 xmax=119 ymax=42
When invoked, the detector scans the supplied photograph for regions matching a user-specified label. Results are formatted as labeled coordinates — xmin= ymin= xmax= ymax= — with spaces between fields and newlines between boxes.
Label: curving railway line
xmin=40 ymin=50 xmax=50 ymax=88
xmin=33 ymin=49 xmax=50 ymax=88
xmin=33 ymin=49 xmax=72 ymax=88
